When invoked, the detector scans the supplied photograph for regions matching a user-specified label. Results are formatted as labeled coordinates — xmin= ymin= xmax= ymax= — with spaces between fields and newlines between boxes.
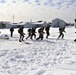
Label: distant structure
xmin=24 ymin=21 xmax=47 ymax=28
xmin=0 ymin=21 xmax=10 ymax=24
xmin=0 ymin=21 xmax=10 ymax=29
xmin=66 ymin=23 xmax=74 ymax=26
xmin=52 ymin=18 xmax=66 ymax=28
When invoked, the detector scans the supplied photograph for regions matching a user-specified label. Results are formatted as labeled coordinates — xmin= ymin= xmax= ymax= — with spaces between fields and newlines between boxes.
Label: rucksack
xmin=28 ymin=29 xmax=31 ymax=32
xmin=18 ymin=28 xmax=21 ymax=33
xmin=38 ymin=29 xmax=41 ymax=33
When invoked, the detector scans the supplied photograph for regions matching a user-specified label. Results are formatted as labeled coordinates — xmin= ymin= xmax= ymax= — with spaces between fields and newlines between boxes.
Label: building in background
xmin=52 ymin=18 xmax=66 ymax=28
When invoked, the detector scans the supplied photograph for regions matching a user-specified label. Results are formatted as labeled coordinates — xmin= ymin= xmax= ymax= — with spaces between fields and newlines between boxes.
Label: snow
xmin=0 ymin=26 xmax=76 ymax=75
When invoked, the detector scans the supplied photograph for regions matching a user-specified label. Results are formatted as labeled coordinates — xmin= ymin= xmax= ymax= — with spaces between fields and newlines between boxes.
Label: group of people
xmin=26 ymin=28 xmax=36 ymax=40
xmin=26 ymin=24 xmax=51 ymax=41
xmin=26 ymin=27 xmax=45 ymax=40
xmin=10 ymin=24 xmax=51 ymax=42
xmin=9 ymin=25 xmax=67 ymax=42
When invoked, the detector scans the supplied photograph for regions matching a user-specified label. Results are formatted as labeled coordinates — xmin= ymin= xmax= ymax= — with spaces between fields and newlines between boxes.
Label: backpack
xmin=38 ymin=28 xmax=41 ymax=33
xmin=28 ymin=29 xmax=31 ymax=32
xmin=18 ymin=28 xmax=21 ymax=33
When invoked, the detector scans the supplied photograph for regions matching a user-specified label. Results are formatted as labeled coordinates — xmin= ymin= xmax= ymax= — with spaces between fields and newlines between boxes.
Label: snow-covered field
xmin=0 ymin=26 xmax=76 ymax=75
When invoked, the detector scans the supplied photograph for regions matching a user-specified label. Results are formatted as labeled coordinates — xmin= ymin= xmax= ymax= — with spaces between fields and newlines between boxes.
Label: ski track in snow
xmin=0 ymin=27 xmax=76 ymax=75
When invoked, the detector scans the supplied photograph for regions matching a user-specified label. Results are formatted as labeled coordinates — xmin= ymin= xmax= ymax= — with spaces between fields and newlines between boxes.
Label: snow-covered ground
xmin=0 ymin=26 xmax=76 ymax=75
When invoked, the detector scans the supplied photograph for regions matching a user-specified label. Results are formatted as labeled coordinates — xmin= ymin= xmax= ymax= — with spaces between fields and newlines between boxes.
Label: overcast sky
xmin=0 ymin=0 xmax=76 ymax=23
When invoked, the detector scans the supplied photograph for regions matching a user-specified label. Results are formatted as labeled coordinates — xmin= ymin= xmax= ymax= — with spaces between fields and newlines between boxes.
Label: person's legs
xmin=22 ymin=34 xmax=24 ymax=41
xmin=36 ymin=35 xmax=40 ymax=40
xmin=41 ymin=35 xmax=43 ymax=40
xmin=11 ymin=32 xmax=13 ymax=37
xmin=57 ymin=33 xmax=62 ymax=39
xmin=61 ymin=33 xmax=64 ymax=39
xmin=34 ymin=34 xmax=36 ymax=39
xmin=26 ymin=34 xmax=30 ymax=39
xmin=30 ymin=34 xmax=33 ymax=40
xmin=19 ymin=34 xmax=22 ymax=42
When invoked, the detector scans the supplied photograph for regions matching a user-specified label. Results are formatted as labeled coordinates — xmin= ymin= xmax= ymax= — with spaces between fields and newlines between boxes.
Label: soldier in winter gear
xmin=10 ymin=27 xmax=14 ymax=37
xmin=30 ymin=28 xmax=36 ymax=40
xmin=26 ymin=28 xmax=32 ymax=39
xmin=45 ymin=25 xmax=50 ymax=38
xmin=36 ymin=27 xmax=45 ymax=40
xmin=18 ymin=27 xmax=25 ymax=42
xmin=57 ymin=27 xmax=66 ymax=39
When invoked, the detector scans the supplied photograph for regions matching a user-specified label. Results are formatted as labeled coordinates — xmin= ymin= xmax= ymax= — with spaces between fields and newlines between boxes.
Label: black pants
xmin=19 ymin=33 xmax=24 ymax=42
xmin=10 ymin=31 xmax=13 ymax=37
xmin=46 ymin=31 xmax=50 ymax=38
xmin=36 ymin=34 xmax=43 ymax=40
xmin=26 ymin=33 xmax=31 ymax=39
xmin=30 ymin=33 xmax=36 ymax=40
xmin=58 ymin=32 xmax=64 ymax=39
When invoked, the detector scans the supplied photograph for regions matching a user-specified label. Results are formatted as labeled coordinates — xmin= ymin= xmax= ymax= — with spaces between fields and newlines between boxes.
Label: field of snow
xmin=0 ymin=26 xmax=76 ymax=75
